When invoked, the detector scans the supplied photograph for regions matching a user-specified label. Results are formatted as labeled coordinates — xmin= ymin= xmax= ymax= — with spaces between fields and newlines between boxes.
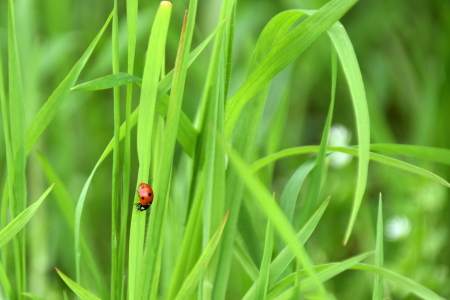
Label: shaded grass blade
xmin=257 ymin=219 xmax=274 ymax=300
xmin=174 ymin=211 xmax=230 ymax=300
xmin=372 ymin=194 xmax=384 ymax=300
xmin=26 ymin=11 xmax=113 ymax=153
xmin=0 ymin=184 xmax=54 ymax=249
xmin=300 ymin=48 xmax=336 ymax=228
xmin=242 ymin=197 xmax=330 ymax=300
xmin=55 ymin=268 xmax=101 ymax=300
xmin=224 ymin=143 xmax=328 ymax=298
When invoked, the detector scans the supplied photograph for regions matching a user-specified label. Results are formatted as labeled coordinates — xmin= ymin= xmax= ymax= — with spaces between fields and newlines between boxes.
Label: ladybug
xmin=135 ymin=183 xmax=154 ymax=211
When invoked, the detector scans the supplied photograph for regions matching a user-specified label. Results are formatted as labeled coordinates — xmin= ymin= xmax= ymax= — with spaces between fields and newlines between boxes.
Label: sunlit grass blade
xmin=128 ymin=2 xmax=172 ymax=300
xmin=0 ymin=184 xmax=54 ymax=249
xmin=252 ymin=146 xmax=450 ymax=188
xmin=370 ymin=144 xmax=450 ymax=165
xmin=174 ymin=211 xmax=229 ymax=300
xmin=224 ymin=142 xmax=328 ymax=298
xmin=8 ymin=0 xmax=27 ymax=296
xmin=270 ymin=252 xmax=374 ymax=300
xmin=26 ymin=11 xmax=113 ymax=154
xmin=352 ymin=264 xmax=445 ymax=300
xmin=300 ymin=49 xmax=336 ymax=228
xmin=71 ymin=73 xmax=142 ymax=91
xmin=372 ymin=194 xmax=384 ymax=300
xmin=224 ymin=0 xmax=358 ymax=137
xmin=242 ymin=197 xmax=330 ymax=300
xmin=55 ymin=268 xmax=101 ymax=300
xmin=257 ymin=219 xmax=274 ymax=300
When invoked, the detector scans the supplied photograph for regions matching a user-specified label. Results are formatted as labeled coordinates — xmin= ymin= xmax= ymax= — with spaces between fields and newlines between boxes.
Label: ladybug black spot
xmin=148 ymin=193 xmax=152 ymax=196
xmin=141 ymin=197 xmax=145 ymax=199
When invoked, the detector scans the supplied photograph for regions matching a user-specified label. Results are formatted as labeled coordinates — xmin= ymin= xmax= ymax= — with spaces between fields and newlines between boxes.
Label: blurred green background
xmin=1 ymin=0 xmax=449 ymax=299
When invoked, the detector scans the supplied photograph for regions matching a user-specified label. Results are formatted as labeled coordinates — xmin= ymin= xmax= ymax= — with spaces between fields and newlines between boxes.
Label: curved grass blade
xmin=372 ymin=194 xmax=384 ymax=300
xmin=271 ymin=252 xmax=374 ymax=300
xmin=252 ymin=146 xmax=450 ymax=188
xmin=370 ymin=144 xmax=450 ymax=165
xmin=0 ymin=184 xmax=54 ymax=249
xmin=224 ymin=0 xmax=359 ymax=137
xmin=352 ymin=264 xmax=445 ymax=300
xmin=174 ymin=211 xmax=229 ymax=300
xmin=26 ymin=11 xmax=113 ymax=154
xmin=300 ymin=48 xmax=337 ymax=228
xmin=242 ymin=197 xmax=330 ymax=300
xmin=224 ymin=143 xmax=328 ymax=298
xmin=71 ymin=73 xmax=142 ymax=91
xmin=55 ymin=268 xmax=101 ymax=300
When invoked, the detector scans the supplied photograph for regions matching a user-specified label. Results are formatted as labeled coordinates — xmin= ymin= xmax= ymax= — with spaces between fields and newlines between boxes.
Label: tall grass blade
xmin=174 ymin=211 xmax=230 ymax=300
xmin=372 ymin=194 xmax=384 ymax=300
xmin=257 ymin=219 xmax=274 ymax=300
xmin=370 ymin=144 xmax=450 ymax=165
xmin=0 ymin=184 xmax=54 ymax=249
xmin=55 ymin=268 xmax=101 ymax=300
xmin=128 ymin=2 xmax=172 ymax=300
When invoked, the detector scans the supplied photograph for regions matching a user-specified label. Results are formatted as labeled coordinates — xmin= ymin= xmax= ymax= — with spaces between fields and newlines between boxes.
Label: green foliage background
xmin=0 ymin=0 xmax=449 ymax=299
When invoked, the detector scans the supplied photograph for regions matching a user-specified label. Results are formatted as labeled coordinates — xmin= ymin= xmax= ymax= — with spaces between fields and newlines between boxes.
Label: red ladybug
xmin=135 ymin=183 xmax=154 ymax=211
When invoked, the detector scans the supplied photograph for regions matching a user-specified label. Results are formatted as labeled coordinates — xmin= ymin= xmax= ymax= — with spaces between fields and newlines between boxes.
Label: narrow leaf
xmin=71 ymin=73 xmax=142 ymax=91
xmin=0 ymin=184 xmax=54 ymax=249
xmin=257 ymin=219 xmax=274 ymax=300
xmin=372 ymin=194 xmax=384 ymax=300
xmin=55 ymin=268 xmax=101 ymax=300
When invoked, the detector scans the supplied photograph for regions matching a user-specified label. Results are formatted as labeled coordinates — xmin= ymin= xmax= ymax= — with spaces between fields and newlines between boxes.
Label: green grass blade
xmin=8 ymin=0 xmax=27 ymax=296
xmin=242 ymin=197 xmax=330 ymax=300
xmin=26 ymin=11 xmax=113 ymax=154
xmin=325 ymin=21 xmax=370 ymax=245
xmin=36 ymin=153 xmax=107 ymax=298
xmin=174 ymin=212 xmax=230 ymax=300
xmin=372 ymin=194 xmax=384 ymax=300
xmin=224 ymin=143 xmax=329 ymax=298
xmin=71 ymin=73 xmax=142 ymax=91
xmin=300 ymin=49 xmax=336 ymax=228
xmin=224 ymin=0 xmax=358 ymax=137
xmin=257 ymin=219 xmax=274 ymax=300
xmin=111 ymin=2 xmax=121 ymax=299
xmin=0 ymin=184 xmax=54 ymax=249
xmin=280 ymin=158 xmax=315 ymax=225
xmin=128 ymin=2 xmax=172 ymax=300
xmin=55 ymin=268 xmax=101 ymax=300
xmin=252 ymin=146 xmax=450 ymax=188
xmin=233 ymin=234 xmax=260 ymax=281
xmin=271 ymin=252 xmax=374 ymax=300
xmin=352 ymin=264 xmax=445 ymax=300
xmin=213 ymin=10 xmax=305 ymax=300
xmin=370 ymin=144 xmax=450 ymax=165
